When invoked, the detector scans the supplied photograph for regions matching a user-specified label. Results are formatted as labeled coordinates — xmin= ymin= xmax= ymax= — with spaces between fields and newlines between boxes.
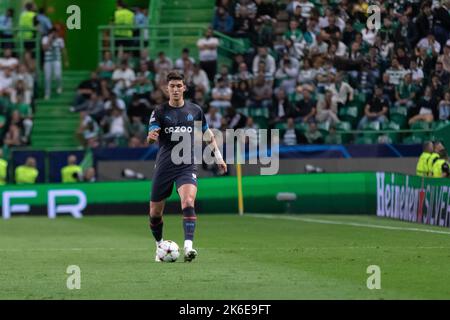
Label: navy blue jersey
xmin=149 ymin=101 xmax=208 ymax=172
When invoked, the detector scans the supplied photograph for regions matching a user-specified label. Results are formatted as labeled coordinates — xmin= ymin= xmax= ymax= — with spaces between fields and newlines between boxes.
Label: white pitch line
xmin=249 ymin=214 xmax=450 ymax=235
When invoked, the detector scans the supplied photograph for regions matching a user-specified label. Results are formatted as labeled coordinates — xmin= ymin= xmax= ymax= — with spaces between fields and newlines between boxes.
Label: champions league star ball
xmin=157 ymin=240 xmax=180 ymax=262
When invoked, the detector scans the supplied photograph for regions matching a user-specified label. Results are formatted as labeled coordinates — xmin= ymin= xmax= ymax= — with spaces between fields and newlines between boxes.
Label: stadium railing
xmin=0 ymin=27 xmax=42 ymax=80
xmin=97 ymin=24 xmax=207 ymax=62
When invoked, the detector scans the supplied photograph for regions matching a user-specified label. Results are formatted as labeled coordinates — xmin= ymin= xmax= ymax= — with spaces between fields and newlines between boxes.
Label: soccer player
xmin=147 ymin=70 xmax=227 ymax=262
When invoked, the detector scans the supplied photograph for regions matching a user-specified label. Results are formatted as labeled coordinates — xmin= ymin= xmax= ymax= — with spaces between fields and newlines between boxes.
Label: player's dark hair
xmin=166 ymin=70 xmax=185 ymax=83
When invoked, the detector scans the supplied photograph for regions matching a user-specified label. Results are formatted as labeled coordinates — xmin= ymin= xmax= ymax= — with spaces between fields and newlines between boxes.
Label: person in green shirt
xmin=61 ymin=154 xmax=83 ymax=183
xmin=394 ymin=73 xmax=417 ymax=109
xmin=416 ymin=141 xmax=433 ymax=176
xmin=15 ymin=156 xmax=38 ymax=184
xmin=0 ymin=149 xmax=7 ymax=185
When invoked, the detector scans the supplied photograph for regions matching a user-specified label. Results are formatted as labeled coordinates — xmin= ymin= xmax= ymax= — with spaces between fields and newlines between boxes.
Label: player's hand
xmin=147 ymin=128 xmax=160 ymax=144
xmin=217 ymin=159 xmax=227 ymax=174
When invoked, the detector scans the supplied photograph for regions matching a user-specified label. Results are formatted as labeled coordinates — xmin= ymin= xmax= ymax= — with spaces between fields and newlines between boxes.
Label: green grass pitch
xmin=0 ymin=214 xmax=449 ymax=299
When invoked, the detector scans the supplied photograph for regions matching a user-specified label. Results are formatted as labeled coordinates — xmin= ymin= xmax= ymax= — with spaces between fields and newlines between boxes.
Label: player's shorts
xmin=150 ymin=166 xmax=198 ymax=202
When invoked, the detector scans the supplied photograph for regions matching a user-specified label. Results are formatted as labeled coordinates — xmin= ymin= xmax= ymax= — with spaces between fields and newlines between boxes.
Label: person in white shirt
xmin=112 ymin=60 xmax=136 ymax=96
xmin=42 ymin=28 xmax=67 ymax=99
xmin=0 ymin=48 xmax=18 ymax=72
xmin=205 ymin=106 xmax=222 ymax=129
xmin=327 ymin=72 xmax=354 ymax=108
xmin=197 ymin=26 xmax=219 ymax=82
xmin=175 ymin=48 xmax=196 ymax=70
xmin=409 ymin=60 xmax=424 ymax=84
xmin=210 ymin=77 xmax=232 ymax=109
xmin=252 ymin=46 xmax=276 ymax=77
xmin=416 ymin=34 xmax=441 ymax=56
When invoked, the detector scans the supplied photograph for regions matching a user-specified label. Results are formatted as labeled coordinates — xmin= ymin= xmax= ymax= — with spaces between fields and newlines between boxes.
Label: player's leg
xmin=149 ymin=200 xmax=165 ymax=243
xmin=177 ymin=183 xmax=198 ymax=262
xmin=149 ymin=170 xmax=174 ymax=261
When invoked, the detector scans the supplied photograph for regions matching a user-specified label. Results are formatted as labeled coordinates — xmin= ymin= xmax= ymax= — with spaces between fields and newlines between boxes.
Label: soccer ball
xmin=156 ymin=240 xmax=180 ymax=262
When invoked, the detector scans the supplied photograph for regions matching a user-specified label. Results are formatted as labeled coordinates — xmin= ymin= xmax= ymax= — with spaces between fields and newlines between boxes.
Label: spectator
xmin=325 ymin=126 xmax=342 ymax=144
xmin=205 ymin=106 xmax=223 ymax=130
xmin=175 ymin=48 xmax=195 ymax=71
xmin=357 ymin=86 xmax=389 ymax=129
xmin=0 ymin=8 xmax=14 ymax=49
xmin=316 ymin=89 xmax=340 ymax=126
xmin=249 ymin=74 xmax=272 ymax=109
xmin=274 ymin=52 xmax=299 ymax=95
xmin=212 ymin=6 xmax=234 ymax=35
xmin=386 ymin=58 xmax=409 ymax=86
xmin=282 ymin=117 xmax=306 ymax=145
xmin=98 ymin=51 xmax=116 ymax=79
xmin=305 ymin=122 xmax=324 ymax=144
xmin=292 ymin=88 xmax=316 ymax=123
xmin=15 ymin=157 xmax=38 ymax=184
xmin=270 ymin=88 xmax=292 ymax=126
xmin=438 ymin=41 xmax=450 ymax=73
xmin=42 ymin=28 xmax=67 ymax=99
xmin=214 ymin=64 xmax=233 ymax=86
xmin=153 ymin=51 xmax=173 ymax=75
xmin=77 ymin=111 xmax=101 ymax=148
xmin=252 ymin=46 xmax=276 ymax=77
xmin=192 ymin=63 xmax=210 ymax=93
xmin=327 ymin=72 xmax=354 ymax=110
xmin=70 ymin=92 xmax=105 ymax=122
xmin=231 ymin=80 xmax=251 ymax=108
xmin=73 ymin=71 xmax=101 ymax=107
xmin=0 ymin=48 xmax=19 ymax=72
xmin=394 ymin=73 xmax=418 ymax=109
xmin=408 ymin=86 xmax=437 ymax=125
xmin=197 ymin=26 xmax=219 ymax=82
xmin=36 ymin=7 xmax=53 ymax=36
xmin=114 ymin=0 xmax=135 ymax=49
xmin=409 ymin=59 xmax=424 ymax=84
xmin=432 ymin=0 xmax=450 ymax=49
xmin=134 ymin=7 xmax=149 ymax=46
xmin=416 ymin=33 xmax=441 ymax=57
xmin=210 ymin=77 xmax=232 ymax=109
xmin=112 ymin=59 xmax=136 ymax=96
xmin=438 ymin=91 xmax=450 ymax=120
xmin=232 ymin=62 xmax=253 ymax=88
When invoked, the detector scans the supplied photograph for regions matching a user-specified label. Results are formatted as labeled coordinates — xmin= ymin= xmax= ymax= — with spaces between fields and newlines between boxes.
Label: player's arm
xmin=147 ymin=110 xmax=161 ymax=144
xmin=204 ymin=128 xmax=227 ymax=173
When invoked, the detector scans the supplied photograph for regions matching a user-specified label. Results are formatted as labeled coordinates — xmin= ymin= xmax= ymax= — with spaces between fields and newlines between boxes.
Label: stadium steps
xmin=31 ymin=71 xmax=90 ymax=149
xmin=155 ymin=0 xmax=214 ymax=59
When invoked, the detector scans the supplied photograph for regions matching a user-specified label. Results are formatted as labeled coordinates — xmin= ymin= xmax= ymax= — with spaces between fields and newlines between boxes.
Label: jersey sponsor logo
xmin=164 ymin=126 xmax=193 ymax=134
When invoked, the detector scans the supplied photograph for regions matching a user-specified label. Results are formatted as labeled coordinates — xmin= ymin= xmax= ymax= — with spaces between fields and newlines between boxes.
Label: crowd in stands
xmin=70 ymin=0 xmax=450 ymax=148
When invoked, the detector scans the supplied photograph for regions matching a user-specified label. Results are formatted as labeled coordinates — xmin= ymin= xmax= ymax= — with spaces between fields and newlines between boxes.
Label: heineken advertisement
xmin=376 ymin=172 xmax=450 ymax=228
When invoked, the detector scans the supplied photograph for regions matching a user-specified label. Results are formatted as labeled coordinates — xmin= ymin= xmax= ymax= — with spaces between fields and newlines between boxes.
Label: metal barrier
xmin=97 ymin=24 xmax=207 ymax=62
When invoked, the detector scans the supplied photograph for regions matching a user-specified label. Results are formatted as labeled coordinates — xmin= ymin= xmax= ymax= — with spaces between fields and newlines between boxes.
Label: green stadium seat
xmin=338 ymin=106 xmax=358 ymax=126
xmin=381 ymin=121 xmax=401 ymax=143
xmin=410 ymin=121 xmax=431 ymax=140
xmin=248 ymin=107 xmax=269 ymax=118
xmin=253 ymin=116 xmax=268 ymax=129
xmin=295 ymin=122 xmax=309 ymax=133
xmin=402 ymin=135 xmax=423 ymax=144
xmin=355 ymin=136 xmax=375 ymax=144
xmin=317 ymin=121 xmax=330 ymax=136
xmin=389 ymin=107 xmax=408 ymax=128
xmin=432 ymin=120 xmax=450 ymax=130
xmin=274 ymin=122 xmax=288 ymax=130
xmin=335 ymin=121 xmax=352 ymax=143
